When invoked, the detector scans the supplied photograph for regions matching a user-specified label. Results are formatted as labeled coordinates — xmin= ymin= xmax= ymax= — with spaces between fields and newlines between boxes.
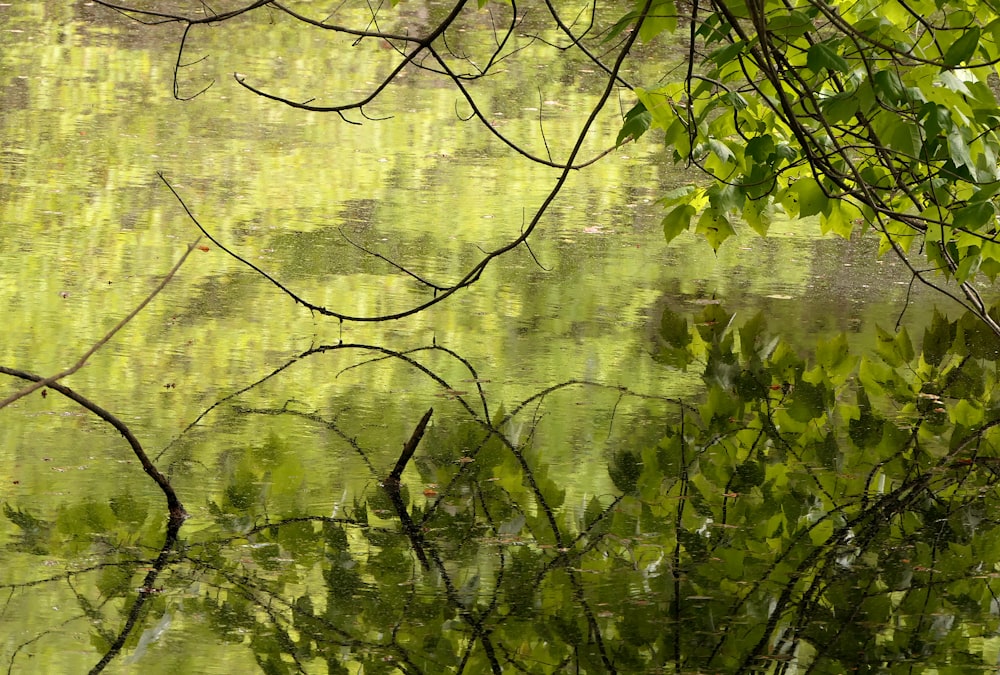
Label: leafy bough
xmin=622 ymin=0 xmax=1000 ymax=335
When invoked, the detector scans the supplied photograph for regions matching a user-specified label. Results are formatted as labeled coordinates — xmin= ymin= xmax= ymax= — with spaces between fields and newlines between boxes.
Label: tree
xmin=96 ymin=0 xmax=1000 ymax=336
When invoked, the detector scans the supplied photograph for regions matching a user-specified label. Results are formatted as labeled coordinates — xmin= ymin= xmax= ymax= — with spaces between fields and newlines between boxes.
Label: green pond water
xmin=2 ymin=1 xmax=999 ymax=673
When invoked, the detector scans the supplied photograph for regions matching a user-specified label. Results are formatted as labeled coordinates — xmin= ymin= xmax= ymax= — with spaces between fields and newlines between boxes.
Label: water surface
xmin=0 ymin=1 xmax=982 ymax=672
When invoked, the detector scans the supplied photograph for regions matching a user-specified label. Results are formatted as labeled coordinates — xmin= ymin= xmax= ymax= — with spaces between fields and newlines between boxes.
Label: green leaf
xmin=695 ymin=207 xmax=735 ymax=251
xmin=745 ymin=135 xmax=775 ymax=162
xmin=767 ymin=11 xmax=812 ymax=38
xmin=663 ymin=204 xmax=696 ymax=243
xmin=790 ymin=177 xmax=828 ymax=218
xmin=609 ymin=450 xmax=643 ymax=494
xmin=888 ymin=123 xmax=922 ymax=157
xmin=709 ymin=41 xmax=747 ymax=67
xmin=944 ymin=26 xmax=980 ymax=67
xmin=604 ymin=10 xmax=641 ymax=44
xmin=658 ymin=184 xmax=697 ymax=206
xmin=638 ymin=0 xmax=678 ymax=42
xmin=952 ymin=201 xmax=995 ymax=231
xmin=706 ymin=138 xmax=735 ymax=165
xmin=873 ymin=71 xmax=907 ymax=104
xmin=617 ymin=101 xmax=652 ymax=145
xmin=820 ymin=91 xmax=859 ymax=123
xmin=635 ymin=85 xmax=682 ymax=130
xmin=664 ymin=118 xmax=692 ymax=158
xmin=807 ymin=42 xmax=849 ymax=74
xmin=820 ymin=199 xmax=862 ymax=239
xmin=707 ymin=182 xmax=745 ymax=213
xmin=742 ymin=197 xmax=772 ymax=236
xmin=948 ymin=127 xmax=975 ymax=171
xmin=954 ymin=246 xmax=982 ymax=283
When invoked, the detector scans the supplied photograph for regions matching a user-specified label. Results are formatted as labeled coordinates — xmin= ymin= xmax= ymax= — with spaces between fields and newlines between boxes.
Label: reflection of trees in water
xmin=4 ymin=307 xmax=1000 ymax=672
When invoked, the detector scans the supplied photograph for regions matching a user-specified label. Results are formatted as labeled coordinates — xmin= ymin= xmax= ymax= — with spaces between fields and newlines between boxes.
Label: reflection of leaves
xmin=224 ymin=479 xmax=257 ymax=511
xmin=3 ymin=503 xmax=51 ymax=553
xmin=875 ymin=324 xmax=914 ymax=367
xmin=147 ymin=309 xmax=1000 ymax=672
xmin=109 ymin=491 xmax=148 ymax=526
xmin=14 ymin=306 xmax=1000 ymax=674
xmin=848 ymin=386 xmax=882 ymax=449
xmin=695 ymin=303 xmax=734 ymax=344
xmin=657 ymin=306 xmax=694 ymax=368
xmin=609 ymin=450 xmax=643 ymax=494
xmin=732 ymin=460 xmax=765 ymax=491
xmin=784 ymin=379 xmax=827 ymax=423
xmin=677 ymin=527 xmax=708 ymax=561
xmin=660 ymin=307 xmax=691 ymax=349
xmin=96 ymin=560 xmax=137 ymax=599
xmin=502 ymin=547 xmax=542 ymax=617
xmin=957 ymin=310 xmax=1000 ymax=360
xmin=923 ymin=309 xmax=955 ymax=367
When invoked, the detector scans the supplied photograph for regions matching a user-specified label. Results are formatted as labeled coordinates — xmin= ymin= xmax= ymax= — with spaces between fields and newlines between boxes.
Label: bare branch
xmin=157 ymin=3 xmax=644 ymax=322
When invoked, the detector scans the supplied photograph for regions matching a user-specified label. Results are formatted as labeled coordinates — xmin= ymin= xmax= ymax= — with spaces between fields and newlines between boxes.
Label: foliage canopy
xmin=628 ymin=0 xmax=1000 ymax=334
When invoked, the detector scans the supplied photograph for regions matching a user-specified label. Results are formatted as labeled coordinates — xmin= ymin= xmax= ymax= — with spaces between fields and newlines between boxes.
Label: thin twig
xmin=0 ymin=236 xmax=202 ymax=411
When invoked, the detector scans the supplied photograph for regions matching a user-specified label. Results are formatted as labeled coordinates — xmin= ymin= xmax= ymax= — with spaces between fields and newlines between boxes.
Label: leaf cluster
xmin=623 ymin=0 xmax=1000 ymax=332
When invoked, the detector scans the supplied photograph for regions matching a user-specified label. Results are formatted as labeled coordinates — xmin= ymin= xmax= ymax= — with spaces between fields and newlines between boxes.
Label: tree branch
xmin=0 ymin=236 xmax=202 ymax=411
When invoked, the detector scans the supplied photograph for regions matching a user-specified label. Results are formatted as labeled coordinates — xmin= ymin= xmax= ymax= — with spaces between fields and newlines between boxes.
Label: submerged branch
xmin=385 ymin=407 xmax=435 ymax=488
xmin=0 ymin=367 xmax=188 ymax=525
